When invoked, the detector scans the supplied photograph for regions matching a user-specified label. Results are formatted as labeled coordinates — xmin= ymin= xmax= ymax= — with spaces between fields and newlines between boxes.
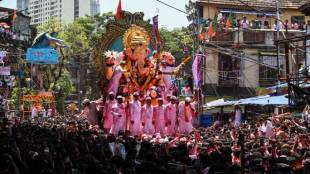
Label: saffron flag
xmin=225 ymin=13 xmax=234 ymax=29
xmin=198 ymin=28 xmax=206 ymax=41
xmin=116 ymin=0 xmax=122 ymax=20
xmin=192 ymin=54 xmax=205 ymax=88
xmin=12 ymin=10 xmax=17 ymax=22
xmin=208 ymin=13 xmax=218 ymax=39
xmin=208 ymin=23 xmax=214 ymax=39
xmin=152 ymin=15 xmax=160 ymax=49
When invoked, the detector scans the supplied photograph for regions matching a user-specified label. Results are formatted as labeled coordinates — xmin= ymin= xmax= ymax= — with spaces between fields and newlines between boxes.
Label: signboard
xmin=0 ymin=66 xmax=10 ymax=75
xmin=22 ymin=94 xmax=54 ymax=102
xmin=0 ymin=12 xmax=9 ymax=19
xmin=26 ymin=48 xmax=59 ymax=64
xmin=0 ymin=51 xmax=6 ymax=61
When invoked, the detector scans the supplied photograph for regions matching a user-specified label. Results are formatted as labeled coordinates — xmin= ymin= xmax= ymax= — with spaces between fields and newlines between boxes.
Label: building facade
xmin=17 ymin=0 xmax=29 ymax=12
xmin=198 ymin=0 xmax=310 ymax=97
xmin=26 ymin=0 xmax=100 ymax=25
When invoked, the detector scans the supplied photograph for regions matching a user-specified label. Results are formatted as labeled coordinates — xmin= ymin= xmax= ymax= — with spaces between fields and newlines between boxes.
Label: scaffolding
xmin=276 ymin=34 xmax=310 ymax=108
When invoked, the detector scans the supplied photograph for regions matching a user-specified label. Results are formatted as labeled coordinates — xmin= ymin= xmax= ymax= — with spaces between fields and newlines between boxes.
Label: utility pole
xmin=276 ymin=0 xmax=281 ymax=88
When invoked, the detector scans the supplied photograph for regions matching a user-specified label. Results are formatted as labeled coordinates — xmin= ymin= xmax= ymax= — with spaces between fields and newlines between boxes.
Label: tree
xmin=35 ymin=17 xmax=74 ymax=114
xmin=160 ymin=27 xmax=193 ymax=74
xmin=33 ymin=13 xmax=115 ymax=113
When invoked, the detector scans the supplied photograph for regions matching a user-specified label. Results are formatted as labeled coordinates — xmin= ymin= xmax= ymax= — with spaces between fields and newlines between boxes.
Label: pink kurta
xmin=128 ymin=100 xmax=142 ymax=136
xmin=154 ymin=105 xmax=166 ymax=135
xmin=107 ymin=66 xmax=123 ymax=94
xmin=110 ymin=103 xmax=126 ymax=135
xmin=178 ymin=102 xmax=194 ymax=134
xmin=141 ymin=104 xmax=155 ymax=135
xmin=160 ymin=66 xmax=175 ymax=96
xmin=103 ymin=99 xmax=116 ymax=131
xmin=165 ymin=103 xmax=177 ymax=136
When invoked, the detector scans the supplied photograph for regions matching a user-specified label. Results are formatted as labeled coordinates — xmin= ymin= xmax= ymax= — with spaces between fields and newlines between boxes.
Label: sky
xmin=0 ymin=0 xmax=190 ymax=30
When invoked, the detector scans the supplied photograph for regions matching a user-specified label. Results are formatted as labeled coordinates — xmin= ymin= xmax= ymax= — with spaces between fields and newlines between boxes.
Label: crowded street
xmin=1 ymin=0 xmax=310 ymax=174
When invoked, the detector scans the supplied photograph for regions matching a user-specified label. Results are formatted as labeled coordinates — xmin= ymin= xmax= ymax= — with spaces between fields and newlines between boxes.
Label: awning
xmin=204 ymin=95 xmax=288 ymax=108
xmin=237 ymin=95 xmax=288 ymax=105
xmin=219 ymin=8 xmax=277 ymax=16
xmin=204 ymin=99 xmax=237 ymax=108
xmin=267 ymin=82 xmax=310 ymax=91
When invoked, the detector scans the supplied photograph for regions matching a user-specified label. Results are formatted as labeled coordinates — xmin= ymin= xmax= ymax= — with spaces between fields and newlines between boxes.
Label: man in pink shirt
xmin=178 ymin=97 xmax=195 ymax=135
xmin=154 ymin=98 xmax=166 ymax=135
xmin=141 ymin=96 xmax=155 ymax=135
xmin=103 ymin=92 xmax=116 ymax=134
xmin=128 ymin=92 xmax=142 ymax=136
xmin=110 ymin=96 xmax=126 ymax=135
xmin=165 ymin=96 xmax=177 ymax=136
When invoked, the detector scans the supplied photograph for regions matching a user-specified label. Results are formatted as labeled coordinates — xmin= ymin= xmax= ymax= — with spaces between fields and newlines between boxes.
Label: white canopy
xmin=204 ymin=95 xmax=288 ymax=108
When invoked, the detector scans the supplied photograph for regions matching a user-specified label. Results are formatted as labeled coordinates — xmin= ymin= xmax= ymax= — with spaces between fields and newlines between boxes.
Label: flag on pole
xmin=198 ymin=26 xmax=206 ymax=41
xmin=225 ymin=13 xmax=234 ymax=29
xmin=152 ymin=15 xmax=160 ymax=49
xmin=116 ymin=0 xmax=122 ymax=20
xmin=208 ymin=13 xmax=218 ymax=39
xmin=192 ymin=54 xmax=205 ymax=88
xmin=198 ymin=31 xmax=206 ymax=41
xmin=12 ymin=10 xmax=17 ymax=22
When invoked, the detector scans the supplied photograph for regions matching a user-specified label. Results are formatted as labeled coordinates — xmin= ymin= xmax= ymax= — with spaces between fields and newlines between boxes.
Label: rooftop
xmin=198 ymin=0 xmax=309 ymax=9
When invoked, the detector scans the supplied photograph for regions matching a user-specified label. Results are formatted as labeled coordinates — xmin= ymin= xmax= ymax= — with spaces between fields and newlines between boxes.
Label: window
xmin=259 ymin=55 xmax=284 ymax=86
xmin=218 ymin=53 xmax=241 ymax=86
xmin=291 ymin=16 xmax=305 ymax=24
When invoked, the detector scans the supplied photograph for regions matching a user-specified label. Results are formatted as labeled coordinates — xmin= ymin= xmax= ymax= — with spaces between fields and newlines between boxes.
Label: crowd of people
xmin=213 ymin=12 xmax=308 ymax=31
xmin=0 ymin=25 xmax=32 ymax=50
xmin=1 ymin=103 xmax=310 ymax=174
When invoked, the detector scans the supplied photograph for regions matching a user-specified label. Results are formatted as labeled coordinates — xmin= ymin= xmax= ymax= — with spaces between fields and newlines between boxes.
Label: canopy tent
xmin=237 ymin=95 xmax=288 ymax=105
xmin=219 ymin=8 xmax=277 ymax=16
xmin=204 ymin=95 xmax=288 ymax=108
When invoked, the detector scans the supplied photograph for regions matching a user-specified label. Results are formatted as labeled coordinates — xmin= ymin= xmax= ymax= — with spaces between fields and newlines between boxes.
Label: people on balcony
xmin=211 ymin=13 xmax=307 ymax=31
xmin=273 ymin=20 xmax=284 ymax=30
xmin=240 ymin=16 xmax=249 ymax=29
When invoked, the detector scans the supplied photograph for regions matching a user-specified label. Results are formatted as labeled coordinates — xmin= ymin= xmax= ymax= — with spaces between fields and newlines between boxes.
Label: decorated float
xmin=93 ymin=11 xmax=190 ymax=100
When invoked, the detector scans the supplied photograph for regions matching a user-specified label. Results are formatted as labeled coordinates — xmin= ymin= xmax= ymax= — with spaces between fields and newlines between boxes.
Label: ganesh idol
xmin=105 ymin=25 xmax=159 ymax=95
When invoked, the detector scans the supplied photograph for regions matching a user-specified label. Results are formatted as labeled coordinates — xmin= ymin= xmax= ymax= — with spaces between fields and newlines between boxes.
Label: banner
xmin=192 ymin=54 xmax=205 ymax=88
xmin=152 ymin=15 xmax=160 ymax=49
xmin=0 ymin=51 xmax=6 ymax=62
xmin=26 ymin=48 xmax=59 ymax=64
xmin=0 ymin=66 xmax=10 ymax=75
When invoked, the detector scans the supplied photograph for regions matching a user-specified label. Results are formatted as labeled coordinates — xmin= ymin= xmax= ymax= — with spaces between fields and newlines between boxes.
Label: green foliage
xmin=10 ymin=87 xmax=33 ymax=110
xmin=37 ymin=17 xmax=63 ymax=34
xmin=160 ymin=27 xmax=193 ymax=74
xmin=50 ymin=70 xmax=75 ymax=114
xmin=33 ymin=13 xmax=114 ymax=113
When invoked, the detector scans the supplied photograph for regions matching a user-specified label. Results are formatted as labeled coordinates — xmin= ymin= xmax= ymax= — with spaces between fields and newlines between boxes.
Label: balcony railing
xmin=218 ymin=70 xmax=241 ymax=86
xmin=209 ymin=28 xmax=306 ymax=47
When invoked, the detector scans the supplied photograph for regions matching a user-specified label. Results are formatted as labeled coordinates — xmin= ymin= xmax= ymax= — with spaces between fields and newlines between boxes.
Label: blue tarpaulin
xmin=205 ymin=95 xmax=288 ymax=108
xmin=237 ymin=95 xmax=288 ymax=105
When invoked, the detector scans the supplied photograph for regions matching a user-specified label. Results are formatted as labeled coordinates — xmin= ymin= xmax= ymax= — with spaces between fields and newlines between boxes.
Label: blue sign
xmin=26 ymin=48 xmax=59 ymax=64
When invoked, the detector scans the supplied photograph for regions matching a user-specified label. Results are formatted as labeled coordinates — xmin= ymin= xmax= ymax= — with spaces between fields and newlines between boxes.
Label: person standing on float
xmin=154 ymin=98 xmax=166 ymax=135
xmin=128 ymin=92 xmax=142 ymax=136
xmin=165 ymin=96 xmax=177 ymax=136
xmin=103 ymin=92 xmax=116 ymax=133
xmin=178 ymin=97 xmax=195 ymax=135
xmin=110 ymin=96 xmax=127 ymax=135
xmin=234 ymin=105 xmax=242 ymax=128
xmin=141 ymin=96 xmax=155 ymax=135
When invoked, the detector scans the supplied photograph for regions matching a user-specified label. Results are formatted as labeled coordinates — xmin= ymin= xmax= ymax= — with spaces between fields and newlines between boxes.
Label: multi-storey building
xmin=17 ymin=0 xmax=29 ymax=12
xmin=22 ymin=0 xmax=100 ymax=25
xmin=198 ymin=0 xmax=310 ymax=97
